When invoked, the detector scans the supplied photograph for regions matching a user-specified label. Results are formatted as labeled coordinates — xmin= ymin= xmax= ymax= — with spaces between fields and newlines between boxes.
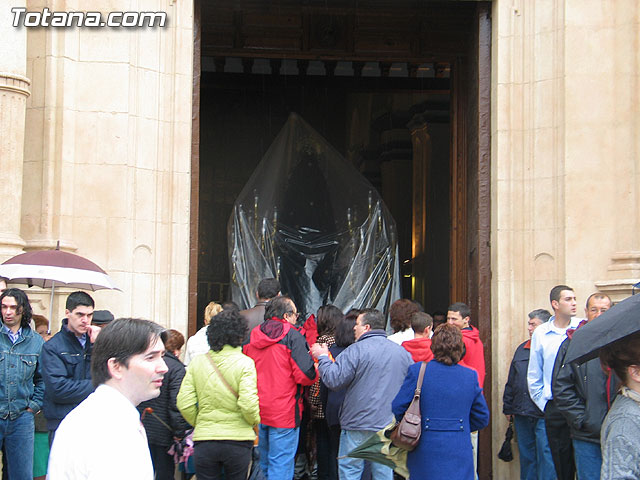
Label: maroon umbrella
xmin=0 ymin=246 xmax=119 ymax=331
xmin=0 ymin=249 xmax=118 ymax=291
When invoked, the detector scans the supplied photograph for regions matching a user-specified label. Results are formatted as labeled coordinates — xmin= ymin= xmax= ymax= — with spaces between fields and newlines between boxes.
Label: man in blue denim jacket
xmin=0 ymin=288 xmax=45 ymax=480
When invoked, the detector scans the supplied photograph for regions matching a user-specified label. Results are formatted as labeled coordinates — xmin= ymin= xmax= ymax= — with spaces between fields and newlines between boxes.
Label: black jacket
xmin=41 ymin=319 xmax=94 ymax=430
xmin=552 ymin=336 xmax=618 ymax=444
xmin=503 ymin=340 xmax=544 ymax=418
xmin=138 ymin=351 xmax=191 ymax=447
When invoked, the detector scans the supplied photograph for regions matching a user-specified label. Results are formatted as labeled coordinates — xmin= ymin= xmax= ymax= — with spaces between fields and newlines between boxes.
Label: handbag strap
xmin=414 ymin=361 xmax=427 ymax=396
xmin=207 ymin=352 xmax=238 ymax=398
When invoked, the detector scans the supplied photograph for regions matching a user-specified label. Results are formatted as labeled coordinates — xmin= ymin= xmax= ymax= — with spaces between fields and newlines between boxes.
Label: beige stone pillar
xmin=0 ymin=2 xmax=29 ymax=259
xmin=492 ymin=0 xmax=640 ymax=477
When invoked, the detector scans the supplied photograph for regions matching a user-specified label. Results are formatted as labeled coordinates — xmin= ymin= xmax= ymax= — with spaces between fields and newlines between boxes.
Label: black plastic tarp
xmin=228 ymin=113 xmax=401 ymax=318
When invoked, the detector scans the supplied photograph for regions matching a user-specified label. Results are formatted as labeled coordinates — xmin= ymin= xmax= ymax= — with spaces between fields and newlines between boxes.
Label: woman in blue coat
xmin=392 ymin=323 xmax=490 ymax=480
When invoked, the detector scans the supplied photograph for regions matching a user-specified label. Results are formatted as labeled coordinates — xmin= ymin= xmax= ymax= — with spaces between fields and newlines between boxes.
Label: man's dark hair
xmin=0 ymin=288 xmax=33 ymax=329
xmin=448 ymin=302 xmax=471 ymax=320
xmin=208 ymin=309 xmax=248 ymax=351
xmin=91 ymin=318 xmax=165 ymax=387
xmin=317 ymin=304 xmax=343 ymax=336
xmin=257 ymin=278 xmax=280 ymax=300
xmin=66 ymin=291 xmax=94 ymax=312
xmin=549 ymin=285 xmax=573 ymax=304
xmin=264 ymin=295 xmax=294 ymax=321
xmin=528 ymin=309 xmax=551 ymax=323
xmin=222 ymin=300 xmax=240 ymax=311
xmin=585 ymin=292 xmax=612 ymax=309
xmin=359 ymin=308 xmax=385 ymax=330
xmin=410 ymin=312 xmax=433 ymax=334
xmin=389 ymin=299 xmax=421 ymax=333
xmin=335 ymin=316 xmax=356 ymax=348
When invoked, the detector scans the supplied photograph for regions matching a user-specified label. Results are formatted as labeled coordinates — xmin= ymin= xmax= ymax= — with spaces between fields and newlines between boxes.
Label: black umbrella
xmin=564 ymin=292 xmax=640 ymax=364
xmin=497 ymin=419 xmax=514 ymax=462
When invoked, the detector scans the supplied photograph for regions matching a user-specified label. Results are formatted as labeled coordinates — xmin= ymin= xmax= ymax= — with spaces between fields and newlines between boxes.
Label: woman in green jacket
xmin=177 ymin=308 xmax=260 ymax=480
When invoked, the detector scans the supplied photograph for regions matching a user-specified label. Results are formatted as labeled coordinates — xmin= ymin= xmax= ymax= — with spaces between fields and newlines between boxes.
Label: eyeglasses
xmin=286 ymin=311 xmax=300 ymax=318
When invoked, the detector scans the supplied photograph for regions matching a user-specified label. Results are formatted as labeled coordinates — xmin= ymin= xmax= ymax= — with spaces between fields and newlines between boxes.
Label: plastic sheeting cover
xmin=228 ymin=113 xmax=401 ymax=319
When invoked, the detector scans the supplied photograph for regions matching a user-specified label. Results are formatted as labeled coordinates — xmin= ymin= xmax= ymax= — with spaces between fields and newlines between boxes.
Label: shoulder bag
xmin=390 ymin=361 xmax=427 ymax=451
xmin=207 ymin=352 xmax=239 ymax=397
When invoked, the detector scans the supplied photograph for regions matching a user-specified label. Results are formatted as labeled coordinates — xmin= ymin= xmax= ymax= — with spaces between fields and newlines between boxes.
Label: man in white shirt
xmin=48 ymin=318 xmax=169 ymax=480
xmin=527 ymin=285 xmax=581 ymax=480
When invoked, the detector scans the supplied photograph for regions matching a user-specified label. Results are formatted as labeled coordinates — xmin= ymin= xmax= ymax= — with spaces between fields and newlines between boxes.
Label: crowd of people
xmin=503 ymin=284 xmax=640 ymax=480
xmin=177 ymin=278 xmax=491 ymax=480
xmin=0 ymin=278 xmax=167 ymax=479
xmin=0 ymin=276 xmax=491 ymax=480
xmin=1 ymin=275 xmax=637 ymax=480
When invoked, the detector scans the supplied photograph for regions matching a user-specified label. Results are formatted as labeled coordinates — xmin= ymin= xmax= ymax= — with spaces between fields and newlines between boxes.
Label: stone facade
xmin=492 ymin=0 xmax=640 ymax=476
xmin=0 ymin=0 xmax=193 ymax=335
xmin=0 ymin=1 xmax=639 ymax=477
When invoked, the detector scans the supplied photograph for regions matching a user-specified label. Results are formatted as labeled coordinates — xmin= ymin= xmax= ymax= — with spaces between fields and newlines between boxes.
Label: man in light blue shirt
xmin=527 ymin=285 xmax=581 ymax=479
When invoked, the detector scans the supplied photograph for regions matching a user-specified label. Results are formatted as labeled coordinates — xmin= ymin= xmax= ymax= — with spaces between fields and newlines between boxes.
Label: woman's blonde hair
xmin=204 ymin=301 xmax=223 ymax=325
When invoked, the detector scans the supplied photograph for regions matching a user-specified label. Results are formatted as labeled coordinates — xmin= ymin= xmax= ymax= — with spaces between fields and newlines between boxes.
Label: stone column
xmin=408 ymin=114 xmax=431 ymax=303
xmin=0 ymin=3 xmax=29 ymax=259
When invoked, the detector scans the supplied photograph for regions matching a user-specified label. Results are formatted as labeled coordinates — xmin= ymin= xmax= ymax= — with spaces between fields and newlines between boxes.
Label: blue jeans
xmin=338 ymin=429 xmax=393 ymax=480
xmin=0 ymin=411 xmax=34 ymax=480
xmin=258 ymin=424 xmax=299 ymax=480
xmin=513 ymin=415 xmax=556 ymax=480
xmin=572 ymin=438 xmax=601 ymax=480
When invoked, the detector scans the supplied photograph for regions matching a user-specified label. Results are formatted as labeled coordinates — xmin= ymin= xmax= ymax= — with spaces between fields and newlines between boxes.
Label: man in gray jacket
xmin=311 ymin=308 xmax=412 ymax=480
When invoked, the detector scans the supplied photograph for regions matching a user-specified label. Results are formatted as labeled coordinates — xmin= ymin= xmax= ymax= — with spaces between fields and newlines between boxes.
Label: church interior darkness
xmin=198 ymin=68 xmax=452 ymax=320
xmin=193 ymin=1 xmax=485 ymax=323
xmin=193 ymin=2 xmax=492 ymax=475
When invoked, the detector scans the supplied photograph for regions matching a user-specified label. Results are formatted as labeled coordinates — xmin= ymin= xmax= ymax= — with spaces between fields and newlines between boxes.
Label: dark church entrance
xmin=190 ymin=1 xmax=492 ymax=476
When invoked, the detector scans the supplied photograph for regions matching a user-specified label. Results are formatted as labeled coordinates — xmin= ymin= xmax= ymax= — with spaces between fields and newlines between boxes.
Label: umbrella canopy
xmin=564 ymin=292 xmax=640 ymax=364
xmin=0 ymin=249 xmax=119 ymax=291
xmin=341 ymin=423 xmax=409 ymax=479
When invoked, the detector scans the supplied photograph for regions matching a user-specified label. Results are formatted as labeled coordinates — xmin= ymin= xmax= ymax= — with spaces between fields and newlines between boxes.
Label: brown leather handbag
xmin=390 ymin=361 xmax=427 ymax=451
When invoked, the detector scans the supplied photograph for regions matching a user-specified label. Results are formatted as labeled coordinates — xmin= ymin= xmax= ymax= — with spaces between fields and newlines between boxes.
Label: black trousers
xmin=193 ymin=439 xmax=253 ymax=480
xmin=149 ymin=443 xmax=176 ymax=480
xmin=315 ymin=420 xmax=338 ymax=480
xmin=544 ymin=399 xmax=576 ymax=480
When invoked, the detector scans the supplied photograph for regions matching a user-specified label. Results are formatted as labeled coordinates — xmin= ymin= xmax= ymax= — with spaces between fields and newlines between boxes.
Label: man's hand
xmin=310 ymin=343 xmax=329 ymax=359
xmin=88 ymin=325 xmax=101 ymax=343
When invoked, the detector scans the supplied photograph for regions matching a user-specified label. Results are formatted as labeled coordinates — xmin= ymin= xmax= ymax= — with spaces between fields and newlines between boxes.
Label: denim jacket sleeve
xmin=29 ymin=355 xmax=45 ymax=412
